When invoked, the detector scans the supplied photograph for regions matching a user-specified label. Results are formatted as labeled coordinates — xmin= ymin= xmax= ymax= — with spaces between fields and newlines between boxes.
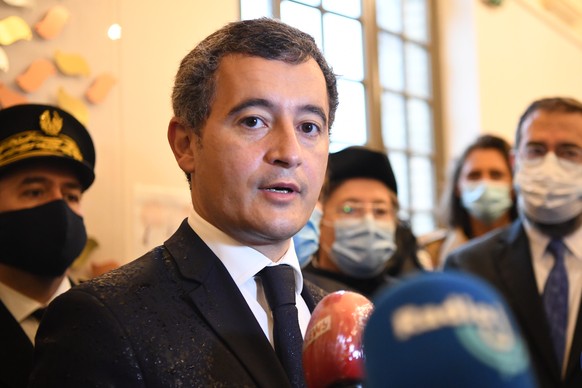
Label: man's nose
xmin=266 ymin=120 xmax=302 ymax=168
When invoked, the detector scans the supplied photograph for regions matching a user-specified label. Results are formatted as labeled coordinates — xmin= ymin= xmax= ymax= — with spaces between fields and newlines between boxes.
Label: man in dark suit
xmin=446 ymin=97 xmax=582 ymax=388
xmin=0 ymin=104 xmax=96 ymax=388
xmin=29 ymin=18 xmax=338 ymax=387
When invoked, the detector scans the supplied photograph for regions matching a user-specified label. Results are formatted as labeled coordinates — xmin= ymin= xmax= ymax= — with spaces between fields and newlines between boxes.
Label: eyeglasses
xmin=336 ymin=201 xmax=395 ymax=220
xmin=522 ymin=144 xmax=582 ymax=164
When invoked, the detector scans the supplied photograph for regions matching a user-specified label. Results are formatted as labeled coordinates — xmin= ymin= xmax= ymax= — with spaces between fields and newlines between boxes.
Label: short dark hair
xmin=172 ymin=18 xmax=339 ymax=136
xmin=515 ymin=97 xmax=582 ymax=149
xmin=442 ymin=134 xmax=517 ymax=238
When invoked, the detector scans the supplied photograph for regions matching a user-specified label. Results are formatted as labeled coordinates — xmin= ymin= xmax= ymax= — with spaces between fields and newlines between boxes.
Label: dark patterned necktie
xmin=259 ymin=265 xmax=305 ymax=387
xmin=543 ymin=238 xmax=569 ymax=368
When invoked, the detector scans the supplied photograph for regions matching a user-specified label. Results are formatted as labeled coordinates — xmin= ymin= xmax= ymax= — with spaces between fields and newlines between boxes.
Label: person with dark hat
xmin=302 ymin=146 xmax=427 ymax=297
xmin=0 ymin=103 xmax=95 ymax=388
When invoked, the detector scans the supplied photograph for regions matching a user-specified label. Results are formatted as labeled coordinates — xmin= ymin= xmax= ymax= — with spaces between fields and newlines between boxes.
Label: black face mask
xmin=0 ymin=200 xmax=87 ymax=277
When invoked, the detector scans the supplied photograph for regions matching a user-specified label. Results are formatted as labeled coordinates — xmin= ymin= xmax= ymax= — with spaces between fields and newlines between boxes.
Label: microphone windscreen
xmin=363 ymin=272 xmax=537 ymax=388
xmin=303 ymin=291 xmax=373 ymax=388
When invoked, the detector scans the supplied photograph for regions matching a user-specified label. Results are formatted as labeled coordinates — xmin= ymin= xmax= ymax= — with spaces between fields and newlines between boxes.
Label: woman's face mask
xmin=460 ymin=180 xmax=513 ymax=224
xmin=326 ymin=215 xmax=397 ymax=279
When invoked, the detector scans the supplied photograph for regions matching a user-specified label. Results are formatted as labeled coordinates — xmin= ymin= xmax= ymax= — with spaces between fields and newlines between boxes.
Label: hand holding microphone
xmin=302 ymin=290 xmax=373 ymax=388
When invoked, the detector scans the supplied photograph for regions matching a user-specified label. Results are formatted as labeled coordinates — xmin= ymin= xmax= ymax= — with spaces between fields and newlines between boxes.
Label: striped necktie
xmin=543 ymin=238 xmax=569 ymax=368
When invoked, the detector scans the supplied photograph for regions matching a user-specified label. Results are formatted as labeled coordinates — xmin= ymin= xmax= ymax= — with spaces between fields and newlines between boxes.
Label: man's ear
xmin=168 ymin=117 xmax=196 ymax=174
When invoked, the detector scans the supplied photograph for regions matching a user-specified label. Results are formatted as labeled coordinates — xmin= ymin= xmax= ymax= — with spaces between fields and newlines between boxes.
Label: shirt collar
xmin=0 ymin=276 xmax=71 ymax=323
xmin=187 ymin=208 xmax=304 ymax=293
xmin=523 ymin=216 xmax=582 ymax=262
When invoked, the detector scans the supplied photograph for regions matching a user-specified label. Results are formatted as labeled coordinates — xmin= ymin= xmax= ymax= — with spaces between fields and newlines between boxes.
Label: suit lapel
xmin=0 ymin=300 xmax=34 ymax=387
xmin=496 ymin=221 xmax=561 ymax=380
xmin=565 ymin=275 xmax=582 ymax=381
xmin=165 ymin=221 xmax=291 ymax=388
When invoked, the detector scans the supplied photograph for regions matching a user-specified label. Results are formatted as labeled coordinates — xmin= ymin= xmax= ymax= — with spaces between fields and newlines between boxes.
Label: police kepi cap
xmin=328 ymin=146 xmax=397 ymax=194
xmin=0 ymin=104 xmax=95 ymax=190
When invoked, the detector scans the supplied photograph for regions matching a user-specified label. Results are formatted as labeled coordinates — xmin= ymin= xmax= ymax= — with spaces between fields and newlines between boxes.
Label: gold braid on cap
xmin=0 ymin=110 xmax=83 ymax=168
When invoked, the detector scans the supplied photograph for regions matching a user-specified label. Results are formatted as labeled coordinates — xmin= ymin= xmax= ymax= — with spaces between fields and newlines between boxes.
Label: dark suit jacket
xmin=445 ymin=220 xmax=582 ymax=388
xmin=0 ymin=301 xmax=34 ymax=388
xmin=29 ymin=220 xmax=326 ymax=387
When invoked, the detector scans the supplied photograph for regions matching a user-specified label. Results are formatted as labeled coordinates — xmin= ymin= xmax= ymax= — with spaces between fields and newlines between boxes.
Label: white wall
xmin=477 ymin=0 xmax=582 ymax=143
xmin=438 ymin=0 xmax=582 ymax=159
xmin=2 ymin=0 xmax=582 ymax=267
xmin=0 ymin=1 xmax=238 ymax=266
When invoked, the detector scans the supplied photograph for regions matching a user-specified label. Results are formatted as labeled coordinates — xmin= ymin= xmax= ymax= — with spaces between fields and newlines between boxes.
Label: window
xmin=241 ymin=0 xmax=440 ymax=235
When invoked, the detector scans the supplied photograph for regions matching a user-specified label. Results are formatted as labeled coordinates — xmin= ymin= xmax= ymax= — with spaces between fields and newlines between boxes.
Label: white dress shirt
xmin=0 ymin=276 xmax=71 ymax=344
xmin=187 ymin=208 xmax=311 ymax=347
xmin=523 ymin=219 xmax=582 ymax=372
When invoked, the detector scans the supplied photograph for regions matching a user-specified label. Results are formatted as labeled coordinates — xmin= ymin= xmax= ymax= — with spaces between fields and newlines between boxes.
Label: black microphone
xmin=363 ymin=272 xmax=538 ymax=388
xmin=302 ymin=290 xmax=373 ymax=388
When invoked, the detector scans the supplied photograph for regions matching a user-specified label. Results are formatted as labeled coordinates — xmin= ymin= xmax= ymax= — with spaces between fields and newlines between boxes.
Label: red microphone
xmin=302 ymin=291 xmax=373 ymax=388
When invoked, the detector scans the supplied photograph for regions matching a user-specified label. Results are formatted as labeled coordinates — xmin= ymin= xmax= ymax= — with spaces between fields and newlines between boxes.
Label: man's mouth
xmin=262 ymin=182 xmax=300 ymax=194
xmin=265 ymin=187 xmax=294 ymax=193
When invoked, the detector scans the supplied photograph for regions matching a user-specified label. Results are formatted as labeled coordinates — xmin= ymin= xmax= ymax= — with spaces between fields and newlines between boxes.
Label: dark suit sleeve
xmin=443 ymin=249 xmax=467 ymax=271
xmin=28 ymin=288 xmax=145 ymax=388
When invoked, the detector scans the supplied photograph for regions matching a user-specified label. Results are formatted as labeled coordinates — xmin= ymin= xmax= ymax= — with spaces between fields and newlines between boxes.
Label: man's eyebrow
xmin=63 ymin=181 xmax=83 ymax=190
xmin=302 ymin=105 xmax=328 ymax=129
xmin=20 ymin=176 xmax=50 ymax=185
xmin=524 ymin=141 xmax=546 ymax=147
xmin=227 ymin=98 xmax=273 ymax=118
xmin=19 ymin=176 xmax=82 ymax=190
xmin=557 ymin=142 xmax=582 ymax=149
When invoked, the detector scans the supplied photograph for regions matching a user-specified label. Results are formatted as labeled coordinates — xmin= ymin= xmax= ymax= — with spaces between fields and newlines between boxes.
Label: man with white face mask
xmin=302 ymin=146 xmax=427 ymax=297
xmin=446 ymin=97 xmax=582 ymax=388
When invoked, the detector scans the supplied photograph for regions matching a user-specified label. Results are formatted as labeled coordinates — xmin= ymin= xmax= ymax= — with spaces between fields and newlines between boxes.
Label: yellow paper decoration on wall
xmin=0 ymin=46 xmax=8 ymax=72
xmin=54 ymin=50 xmax=90 ymax=76
xmin=57 ymin=87 xmax=89 ymax=126
xmin=2 ymin=0 xmax=34 ymax=7
xmin=0 ymin=15 xmax=32 ymax=46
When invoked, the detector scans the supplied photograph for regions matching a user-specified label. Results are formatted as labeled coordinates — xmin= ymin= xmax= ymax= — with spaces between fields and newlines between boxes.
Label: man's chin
xmin=529 ymin=212 xmax=582 ymax=238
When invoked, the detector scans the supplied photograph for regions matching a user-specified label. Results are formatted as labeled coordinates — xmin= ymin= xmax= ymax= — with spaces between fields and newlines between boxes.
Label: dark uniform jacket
xmin=29 ymin=220 xmax=326 ymax=387
xmin=445 ymin=220 xmax=582 ymax=388
xmin=0 ymin=301 xmax=34 ymax=388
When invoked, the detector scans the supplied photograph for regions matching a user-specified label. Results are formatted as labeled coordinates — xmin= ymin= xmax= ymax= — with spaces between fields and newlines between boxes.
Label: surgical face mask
xmin=328 ymin=215 xmax=396 ymax=279
xmin=0 ymin=200 xmax=87 ymax=277
xmin=514 ymin=152 xmax=582 ymax=224
xmin=460 ymin=181 xmax=513 ymax=224
xmin=293 ymin=206 xmax=322 ymax=268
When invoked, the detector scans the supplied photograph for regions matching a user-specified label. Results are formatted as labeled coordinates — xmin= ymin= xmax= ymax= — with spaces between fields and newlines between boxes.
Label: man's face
xmin=179 ymin=54 xmax=330 ymax=259
xmin=0 ymin=164 xmax=83 ymax=215
xmin=516 ymin=110 xmax=582 ymax=165
xmin=319 ymin=178 xmax=396 ymax=271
